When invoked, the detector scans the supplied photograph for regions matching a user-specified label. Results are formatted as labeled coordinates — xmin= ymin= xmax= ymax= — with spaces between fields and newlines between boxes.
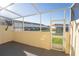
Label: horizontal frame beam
xmin=51 ymin=20 xmax=65 ymax=22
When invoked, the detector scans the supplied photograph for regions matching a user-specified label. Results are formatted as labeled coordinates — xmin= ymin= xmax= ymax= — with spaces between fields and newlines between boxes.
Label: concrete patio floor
xmin=0 ymin=41 xmax=69 ymax=56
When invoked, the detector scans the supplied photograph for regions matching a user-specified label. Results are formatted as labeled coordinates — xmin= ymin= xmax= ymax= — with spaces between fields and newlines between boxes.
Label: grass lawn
xmin=52 ymin=37 xmax=63 ymax=44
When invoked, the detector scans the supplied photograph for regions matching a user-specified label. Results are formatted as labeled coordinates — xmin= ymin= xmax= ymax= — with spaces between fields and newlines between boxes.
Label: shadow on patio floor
xmin=0 ymin=41 xmax=69 ymax=56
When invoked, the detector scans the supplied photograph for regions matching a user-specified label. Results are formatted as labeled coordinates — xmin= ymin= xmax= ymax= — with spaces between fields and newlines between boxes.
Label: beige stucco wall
xmin=0 ymin=25 xmax=51 ymax=49
xmin=0 ymin=25 xmax=71 ymax=52
xmin=13 ymin=31 xmax=51 ymax=49
xmin=0 ymin=25 xmax=13 ymax=44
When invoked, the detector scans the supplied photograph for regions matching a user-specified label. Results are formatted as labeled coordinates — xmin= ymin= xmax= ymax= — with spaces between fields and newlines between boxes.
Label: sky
xmin=0 ymin=3 xmax=72 ymax=25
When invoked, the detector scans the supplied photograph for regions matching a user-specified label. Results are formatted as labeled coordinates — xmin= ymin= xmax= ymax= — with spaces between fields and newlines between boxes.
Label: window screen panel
xmin=7 ymin=3 xmax=38 ymax=16
xmin=34 ymin=3 xmax=72 ymax=13
xmin=0 ymin=10 xmax=20 ymax=19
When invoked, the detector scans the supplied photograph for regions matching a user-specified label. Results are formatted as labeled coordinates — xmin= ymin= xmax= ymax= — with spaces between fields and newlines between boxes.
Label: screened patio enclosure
xmin=0 ymin=3 xmax=72 ymax=32
xmin=0 ymin=3 xmax=72 ymax=56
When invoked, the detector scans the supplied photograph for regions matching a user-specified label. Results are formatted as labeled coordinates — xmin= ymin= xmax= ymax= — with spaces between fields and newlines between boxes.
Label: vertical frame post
xmin=40 ymin=14 xmax=42 ymax=32
xmin=63 ymin=10 xmax=66 ymax=51
xmin=23 ymin=17 xmax=24 ymax=31
xmin=50 ymin=14 xmax=53 ymax=49
xmin=70 ymin=8 xmax=72 ymax=56
xmin=12 ymin=19 xmax=14 ymax=31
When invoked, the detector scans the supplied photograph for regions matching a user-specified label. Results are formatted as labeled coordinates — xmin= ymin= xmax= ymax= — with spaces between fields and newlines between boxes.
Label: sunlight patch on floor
xmin=24 ymin=51 xmax=37 ymax=56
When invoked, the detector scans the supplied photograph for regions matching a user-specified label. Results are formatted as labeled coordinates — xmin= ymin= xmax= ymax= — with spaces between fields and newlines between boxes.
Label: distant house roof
xmin=14 ymin=20 xmax=50 ymax=28
xmin=52 ymin=24 xmax=69 ymax=27
xmin=14 ymin=20 xmax=43 ymax=25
